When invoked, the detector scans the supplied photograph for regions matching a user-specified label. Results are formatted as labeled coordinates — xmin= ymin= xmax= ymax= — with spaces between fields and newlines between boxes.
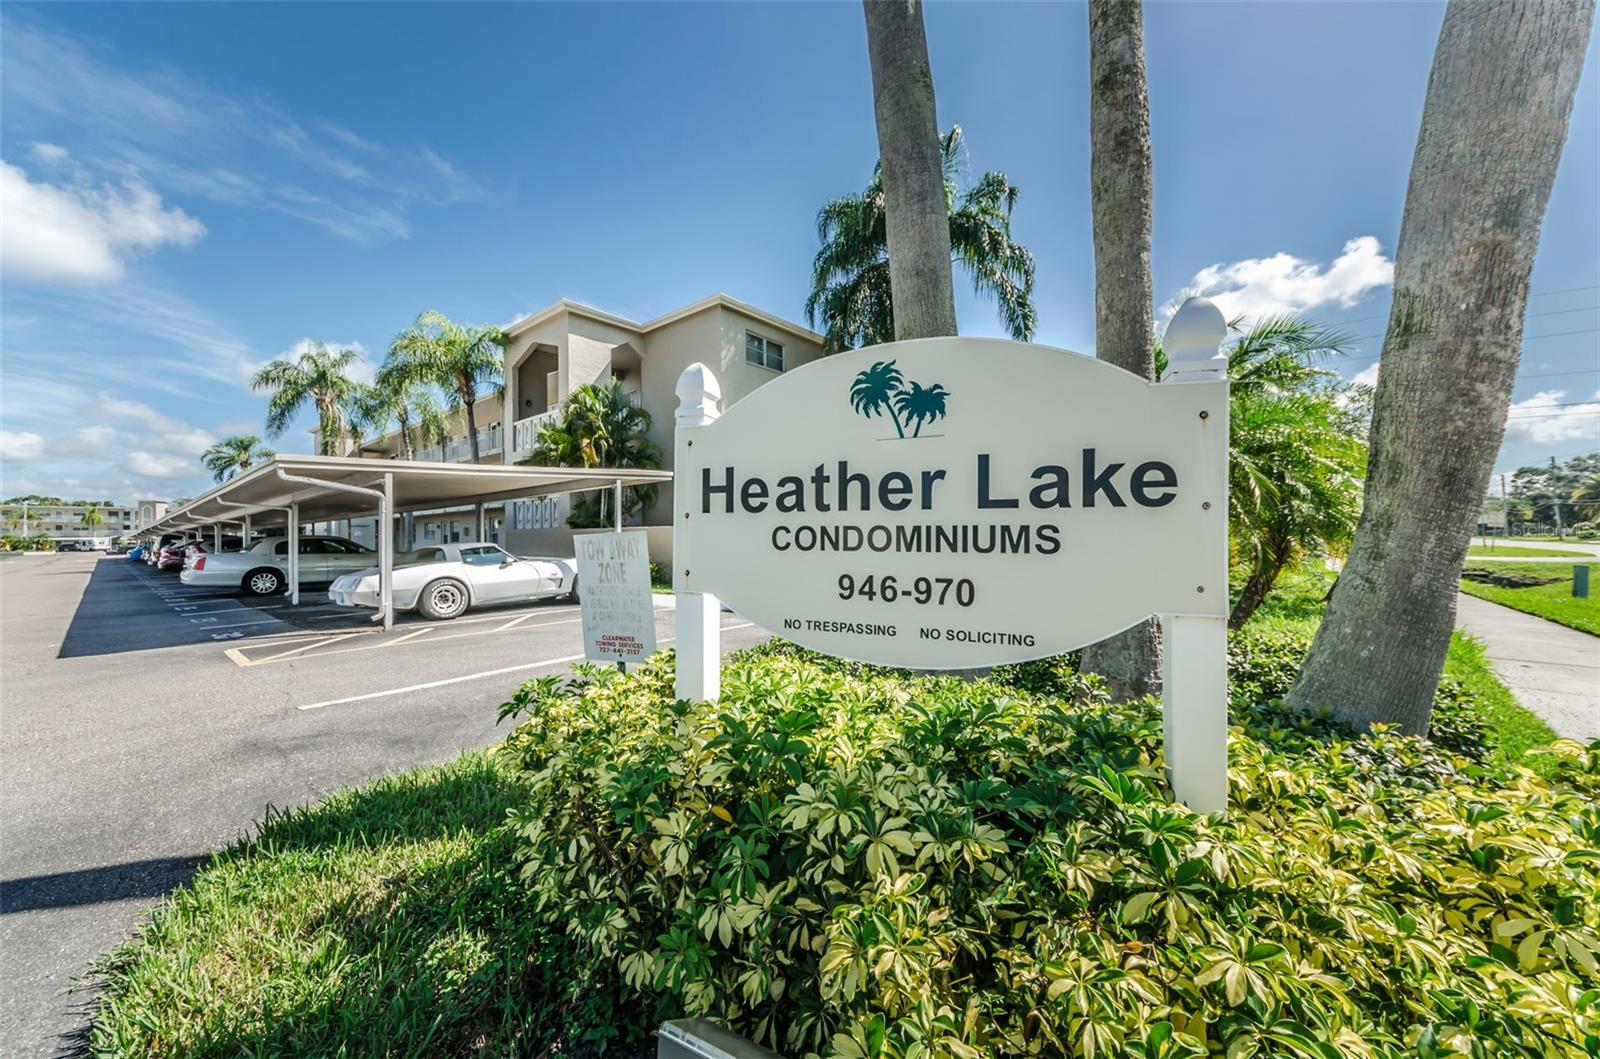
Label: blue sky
xmin=1 ymin=2 xmax=1595 ymax=502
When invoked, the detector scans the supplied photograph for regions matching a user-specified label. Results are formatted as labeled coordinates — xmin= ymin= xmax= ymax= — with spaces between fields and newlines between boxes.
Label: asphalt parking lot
xmin=0 ymin=553 xmax=768 ymax=1057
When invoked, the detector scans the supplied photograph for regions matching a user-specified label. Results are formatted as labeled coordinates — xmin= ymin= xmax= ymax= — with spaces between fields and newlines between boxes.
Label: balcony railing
xmin=414 ymin=423 xmax=503 ymax=464
xmin=512 ymin=409 xmax=560 ymax=456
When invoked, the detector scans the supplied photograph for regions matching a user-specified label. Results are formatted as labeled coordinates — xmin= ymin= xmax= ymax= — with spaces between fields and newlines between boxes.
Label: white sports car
xmin=327 ymin=542 xmax=578 ymax=620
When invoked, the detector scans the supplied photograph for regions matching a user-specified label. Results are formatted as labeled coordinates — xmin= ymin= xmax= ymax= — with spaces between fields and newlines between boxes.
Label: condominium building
xmin=2 ymin=499 xmax=168 ymax=542
xmin=333 ymin=293 xmax=824 ymax=560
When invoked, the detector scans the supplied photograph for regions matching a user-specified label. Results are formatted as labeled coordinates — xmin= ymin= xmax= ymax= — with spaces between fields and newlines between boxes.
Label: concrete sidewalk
xmin=1455 ymin=593 xmax=1599 ymax=742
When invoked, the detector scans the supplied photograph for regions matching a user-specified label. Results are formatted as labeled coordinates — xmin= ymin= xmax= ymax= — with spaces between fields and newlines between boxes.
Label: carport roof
xmin=147 ymin=455 xmax=672 ymax=531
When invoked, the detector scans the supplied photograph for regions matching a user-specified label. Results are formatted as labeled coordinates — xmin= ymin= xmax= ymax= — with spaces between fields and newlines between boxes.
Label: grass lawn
xmin=1460 ymin=560 xmax=1600 ymax=636
xmin=1252 ymin=564 xmax=1557 ymax=772
xmin=1466 ymin=543 xmax=1589 ymax=557
xmin=89 ymin=752 xmax=573 ymax=1058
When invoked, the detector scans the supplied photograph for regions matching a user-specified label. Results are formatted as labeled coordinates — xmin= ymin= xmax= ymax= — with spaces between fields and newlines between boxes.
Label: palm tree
xmin=1287 ymin=0 xmax=1593 ymax=734
xmin=1224 ymin=318 xmax=1365 ymax=627
xmin=201 ymin=435 xmax=273 ymax=483
xmin=849 ymin=360 xmax=907 ymax=437
xmin=1079 ymin=0 xmax=1159 ymax=701
xmin=807 ymin=126 xmax=1036 ymax=351
xmin=525 ymin=381 xmax=663 ymax=526
xmin=348 ymin=367 xmax=448 ymax=461
xmin=387 ymin=310 xmax=506 ymax=463
xmin=1570 ymin=472 xmax=1600 ymax=520
xmin=251 ymin=343 xmax=363 ymax=456
xmin=79 ymin=505 xmax=105 ymax=533
xmin=893 ymin=381 xmax=949 ymax=437
xmin=860 ymin=0 xmax=958 ymax=346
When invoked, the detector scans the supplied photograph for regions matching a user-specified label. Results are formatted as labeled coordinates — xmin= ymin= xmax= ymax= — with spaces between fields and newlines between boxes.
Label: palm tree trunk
xmin=463 ymin=395 xmax=481 ymax=463
xmin=1079 ymin=0 xmax=1161 ymax=701
xmin=1228 ymin=540 xmax=1291 ymax=630
xmin=863 ymin=0 xmax=957 ymax=341
xmin=1286 ymin=0 xmax=1592 ymax=734
xmin=397 ymin=407 xmax=415 ymax=460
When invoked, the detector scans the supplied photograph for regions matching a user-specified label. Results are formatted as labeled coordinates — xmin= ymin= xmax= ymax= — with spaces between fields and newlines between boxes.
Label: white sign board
xmin=675 ymin=337 xmax=1228 ymax=669
xmin=575 ymin=530 xmax=657 ymax=664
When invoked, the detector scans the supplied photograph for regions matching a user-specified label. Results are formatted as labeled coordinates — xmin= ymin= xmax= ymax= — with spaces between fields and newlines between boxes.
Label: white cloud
xmin=1351 ymin=364 xmax=1381 ymax=387
xmin=0 ymin=15 xmax=481 ymax=243
xmin=29 ymin=141 xmax=69 ymax=165
xmin=0 ymin=430 xmax=47 ymax=460
xmin=126 ymin=451 xmax=193 ymax=478
xmin=1189 ymin=236 xmax=1394 ymax=323
xmin=0 ymin=159 xmax=205 ymax=284
xmin=75 ymin=425 xmax=118 ymax=449
xmin=94 ymin=392 xmax=213 ymax=455
xmin=154 ymin=427 xmax=214 ymax=456
xmin=1503 ymin=389 xmax=1600 ymax=444
xmin=99 ymin=393 xmax=186 ymax=433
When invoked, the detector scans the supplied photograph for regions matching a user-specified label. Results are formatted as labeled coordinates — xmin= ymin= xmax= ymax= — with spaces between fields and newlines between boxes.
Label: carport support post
xmin=473 ymin=502 xmax=485 ymax=543
xmin=673 ymin=363 xmax=721 ymax=704
xmin=288 ymin=503 xmax=300 ymax=605
xmin=380 ymin=473 xmax=394 ymax=630
xmin=213 ymin=523 xmax=221 ymax=551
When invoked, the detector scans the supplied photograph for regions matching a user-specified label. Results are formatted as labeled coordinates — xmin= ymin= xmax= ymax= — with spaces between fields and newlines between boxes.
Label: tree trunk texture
xmin=1079 ymin=0 xmax=1162 ymax=701
xmin=863 ymin=0 xmax=958 ymax=341
xmin=1286 ymin=0 xmax=1592 ymax=734
xmin=464 ymin=397 xmax=481 ymax=463
xmin=1229 ymin=540 xmax=1291 ymax=630
xmin=397 ymin=407 xmax=415 ymax=460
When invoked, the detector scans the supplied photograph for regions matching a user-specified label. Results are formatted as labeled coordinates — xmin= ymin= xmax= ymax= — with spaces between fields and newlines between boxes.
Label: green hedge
xmin=502 ymin=651 xmax=1600 ymax=1058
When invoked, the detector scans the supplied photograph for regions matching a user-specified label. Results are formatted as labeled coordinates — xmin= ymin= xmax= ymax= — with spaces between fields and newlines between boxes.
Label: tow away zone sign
xmin=576 ymin=530 xmax=657 ymax=664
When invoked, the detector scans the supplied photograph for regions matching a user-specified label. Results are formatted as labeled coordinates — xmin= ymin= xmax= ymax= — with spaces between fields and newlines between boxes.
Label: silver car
xmin=327 ymin=542 xmax=577 ymax=620
xmin=180 ymin=535 xmax=377 ymax=595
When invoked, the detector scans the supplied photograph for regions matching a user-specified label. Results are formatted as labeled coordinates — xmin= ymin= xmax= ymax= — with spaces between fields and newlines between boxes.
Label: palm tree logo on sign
xmin=849 ymin=359 xmax=950 ymax=439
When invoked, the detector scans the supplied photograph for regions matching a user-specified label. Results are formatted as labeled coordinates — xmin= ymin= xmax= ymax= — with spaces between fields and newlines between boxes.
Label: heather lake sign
xmin=671 ymin=297 xmax=1233 ymax=812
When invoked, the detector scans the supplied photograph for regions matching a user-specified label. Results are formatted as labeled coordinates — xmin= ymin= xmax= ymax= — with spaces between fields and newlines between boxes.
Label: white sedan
xmin=180 ymin=535 xmax=378 ymax=595
xmin=327 ymin=542 xmax=577 ymax=620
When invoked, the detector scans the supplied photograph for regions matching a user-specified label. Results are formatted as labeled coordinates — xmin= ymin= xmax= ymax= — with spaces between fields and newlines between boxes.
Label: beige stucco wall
xmin=497 ymin=298 xmax=824 ymax=562
xmin=503 ymin=313 xmax=573 ymax=461
xmin=565 ymin=314 xmax=643 ymax=395
xmin=632 ymin=305 xmax=822 ymax=529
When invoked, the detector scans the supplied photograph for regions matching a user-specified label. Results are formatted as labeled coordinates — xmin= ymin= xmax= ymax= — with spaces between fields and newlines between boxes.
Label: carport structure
xmin=141 ymin=455 xmax=671 ymax=629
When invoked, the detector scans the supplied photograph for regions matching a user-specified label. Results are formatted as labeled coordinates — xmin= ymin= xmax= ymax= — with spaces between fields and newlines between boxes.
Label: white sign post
xmin=674 ymin=298 xmax=1230 ymax=811
xmin=576 ymin=529 xmax=658 ymax=666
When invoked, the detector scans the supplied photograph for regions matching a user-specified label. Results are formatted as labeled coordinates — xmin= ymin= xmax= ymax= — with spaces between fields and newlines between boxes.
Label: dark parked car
xmin=55 ymin=540 xmax=87 ymax=552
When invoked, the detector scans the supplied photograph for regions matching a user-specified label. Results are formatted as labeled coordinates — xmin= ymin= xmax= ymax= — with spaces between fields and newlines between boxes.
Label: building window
xmin=745 ymin=332 xmax=784 ymax=372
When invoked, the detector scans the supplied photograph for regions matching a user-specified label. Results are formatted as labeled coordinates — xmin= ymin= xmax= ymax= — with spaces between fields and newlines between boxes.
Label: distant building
xmin=1 ymin=499 xmax=167 ymax=543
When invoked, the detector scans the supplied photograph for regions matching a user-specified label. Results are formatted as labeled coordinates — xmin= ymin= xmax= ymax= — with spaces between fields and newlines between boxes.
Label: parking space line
xmin=191 ymin=617 xmax=284 ymax=631
xmin=226 ymin=631 xmax=371 ymax=666
xmin=295 ymin=622 xmax=756 ymax=711
xmin=236 ymin=616 xmax=584 ymax=667
xmin=218 ymin=603 xmax=584 ymax=668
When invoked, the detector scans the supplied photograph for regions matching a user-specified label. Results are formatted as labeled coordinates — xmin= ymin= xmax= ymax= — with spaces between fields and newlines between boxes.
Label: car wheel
xmin=567 ymin=575 xmax=580 ymax=604
xmin=418 ymin=578 xmax=470 ymax=621
xmin=243 ymin=568 xmax=284 ymax=596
